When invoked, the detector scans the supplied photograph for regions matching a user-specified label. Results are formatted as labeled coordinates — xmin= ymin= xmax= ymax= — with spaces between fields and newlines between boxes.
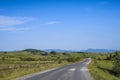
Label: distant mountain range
xmin=44 ymin=49 xmax=74 ymax=52
xmin=44 ymin=49 xmax=117 ymax=53
xmin=0 ymin=48 xmax=117 ymax=53
xmin=81 ymin=49 xmax=117 ymax=53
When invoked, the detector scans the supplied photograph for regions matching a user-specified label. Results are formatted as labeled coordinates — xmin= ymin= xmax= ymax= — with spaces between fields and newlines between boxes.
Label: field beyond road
xmin=0 ymin=49 xmax=120 ymax=80
xmin=0 ymin=49 xmax=85 ymax=80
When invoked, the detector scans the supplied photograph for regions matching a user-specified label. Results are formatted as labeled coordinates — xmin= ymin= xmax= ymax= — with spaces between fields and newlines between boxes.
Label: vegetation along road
xmin=1 ymin=49 xmax=120 ymax=80
xmin=16 ymin=58 xmax=93 ymax=80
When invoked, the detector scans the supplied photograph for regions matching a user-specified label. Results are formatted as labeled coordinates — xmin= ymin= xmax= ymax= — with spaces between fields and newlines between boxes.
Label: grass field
xmin=0 ymin=49 xmax=120 ymax=80
xmin=88 ymin=56 xmax=120 ymax=80
xmin=0 ymin=49 xmax=86 ymax=80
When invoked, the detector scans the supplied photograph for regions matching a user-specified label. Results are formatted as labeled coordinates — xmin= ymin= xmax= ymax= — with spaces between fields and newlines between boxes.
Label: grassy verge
xmin=0 ymin=61 xmax=70 ymax=80
xmin=88 ymin=59 xmax=120 ymax=80
xmin=0 ymin=50 xmax=85 ymax=80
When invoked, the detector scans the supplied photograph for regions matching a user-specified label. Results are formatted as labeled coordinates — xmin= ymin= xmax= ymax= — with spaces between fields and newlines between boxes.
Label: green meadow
xmin=0 ymin=49 xmax=85 ymax=80
xmin=88 ymin=52 xmax=120 ymax=80
xmin=0 ymin=49 xmax=120 ymax=80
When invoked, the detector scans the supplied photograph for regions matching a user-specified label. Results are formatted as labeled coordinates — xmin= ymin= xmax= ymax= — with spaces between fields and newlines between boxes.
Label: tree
xmin=2 ymin=57 xmax=5 ymax=61
xmin=112 ymin=52 xmax=120 ymax=76
xmin=58 ymin=59 xmax=63 ymax=64
xmin=105 ymin=54 xmax=114 ymax=60
xmin=42 ymin=52 xmax=48 ymax=56
xmin=62 ymin=52 xmax=67 ymax=55
xmin=66 ymin=56 xmax=77 ymax=62
xmin=4 ymin=52 xmax=7 ymax=54
xmin=50 ymin=51 xmax=57 ymax=55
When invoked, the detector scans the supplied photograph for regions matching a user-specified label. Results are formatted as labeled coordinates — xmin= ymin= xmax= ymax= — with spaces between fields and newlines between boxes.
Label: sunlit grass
xmin=0 ymin=51 xmax=84 ymax=80
xmin=0 ymin=61 xmax=69 ymax=80
xmin=88 ymin=59 xmax=120 ymax=80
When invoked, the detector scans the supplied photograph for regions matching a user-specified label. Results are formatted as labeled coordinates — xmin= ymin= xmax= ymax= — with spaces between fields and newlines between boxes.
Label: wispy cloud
xmin=0 ymin=15 xmax=35 ymax=31
xmin=46 ymin=21 xmax=61 ymax=25
xmin=0 ymin=15 xmax=35 ymax=26
xmin=0 ymin=27 xmax=30 ymax=31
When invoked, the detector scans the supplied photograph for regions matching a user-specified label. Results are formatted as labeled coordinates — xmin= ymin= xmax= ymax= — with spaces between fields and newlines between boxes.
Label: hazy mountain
xmin=44 ymin=49 xmax=117 ymax=53
xmin=44 ymin=49 xmax=75 ymax=52
xmin=82 ymin=49 xmax=116 ymax=53
xmin=23 ymin=49 xmax=44 ymax=52
xmin=0 ymin=48 xmax=117 ymax=53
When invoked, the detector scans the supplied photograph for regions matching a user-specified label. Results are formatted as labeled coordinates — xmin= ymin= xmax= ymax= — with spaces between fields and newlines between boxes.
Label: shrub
xmin=50 ymin=51 xmax=57 ymax=55
xmin=112 ymin=52 xmax=120 ymax=76
xmin=20 ymin=57 xmax=36 ymax=61
xmin=2 ymin=57 xmax=5 ymax=61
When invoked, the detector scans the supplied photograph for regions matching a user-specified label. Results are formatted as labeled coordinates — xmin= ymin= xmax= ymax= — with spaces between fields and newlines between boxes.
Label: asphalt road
xmin=16 ymin=58 xmax=93 ymax=80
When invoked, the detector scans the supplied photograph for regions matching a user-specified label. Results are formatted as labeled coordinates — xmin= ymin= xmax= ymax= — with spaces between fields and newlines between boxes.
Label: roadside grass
xmin=0 ymin=51 xmax=85 ymax=80
xmin=88 ymin=59 xmax=120 ymax=80
xmin=0 ymin=61 xmax=69 ymax=80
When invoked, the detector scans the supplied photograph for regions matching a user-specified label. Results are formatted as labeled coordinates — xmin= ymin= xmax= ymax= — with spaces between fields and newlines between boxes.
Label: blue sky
xmin=0 ymin=0 xmax=120 ymax=51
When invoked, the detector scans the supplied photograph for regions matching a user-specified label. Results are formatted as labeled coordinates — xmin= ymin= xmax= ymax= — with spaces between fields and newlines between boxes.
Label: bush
xmin=50 ymin=51 xmax=57 ymax=55
xmin=112 ymin=52 xmax=120 ymax=76
xmin=62 ymin=52 xmax=67 ymax=55
xmin=2 ymin=57 xmax=6 ymax=61
xmin=19 ymin=57 xmax=36 ymax=61
xmin=66 ymin=56 xmax=80 ymax=62
xmin=58 ymin=59 xmax=63 ymax=64
xmin=41 ymin=52 xmax=48 ymax=56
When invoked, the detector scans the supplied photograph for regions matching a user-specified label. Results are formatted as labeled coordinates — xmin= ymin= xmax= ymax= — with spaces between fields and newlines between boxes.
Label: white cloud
xmin=46 ymin=21 xmax=60 ymax=25
xmin=0 ymin=15 xmax=35 ymax=26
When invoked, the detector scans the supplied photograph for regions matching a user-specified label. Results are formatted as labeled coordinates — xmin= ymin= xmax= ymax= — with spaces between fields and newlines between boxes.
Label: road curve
xmin=16 ymin=58 xmax=93 ymax=80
